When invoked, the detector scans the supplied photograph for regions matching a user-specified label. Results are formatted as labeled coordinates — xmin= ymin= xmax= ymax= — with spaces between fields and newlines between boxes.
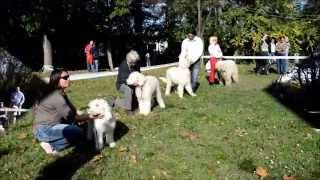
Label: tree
xmin=166 ymin=0 xmax=320 ymax=56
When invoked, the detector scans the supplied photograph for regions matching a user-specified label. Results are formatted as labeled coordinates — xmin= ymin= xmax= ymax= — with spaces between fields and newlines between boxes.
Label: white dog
xmin=206 ymin=60 xmax=239 ymax=86
xmin=215 ymin=60 xmax=239 ymax=86
xmin=87 ymin=98 xmax=116 ymax=150
xmin=126 ymin=71 xmax=165 ymax=115
xmin=160 ymin=55 xmax=196 ymax=98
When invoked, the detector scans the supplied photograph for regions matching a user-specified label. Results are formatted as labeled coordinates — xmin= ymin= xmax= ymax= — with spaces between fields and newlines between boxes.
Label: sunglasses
xmin=60 ymin=75 xmax=70 ymax=80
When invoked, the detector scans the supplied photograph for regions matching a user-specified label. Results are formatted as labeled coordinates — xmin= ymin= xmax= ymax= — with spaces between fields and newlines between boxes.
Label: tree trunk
xmin=42 ymin=35 xmax=53 ymax=72
xmin=106 ymin=40 xmax=114 ymax=71
xmin=197 ymin=0 xmax=202 ymax=38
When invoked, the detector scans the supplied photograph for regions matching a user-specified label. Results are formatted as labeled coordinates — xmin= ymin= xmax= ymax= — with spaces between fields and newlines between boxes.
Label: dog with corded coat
xmin=160 ymin=55 xmax=196 ymax=98
xmin=127 ymin=71 xmax=165 ymax=115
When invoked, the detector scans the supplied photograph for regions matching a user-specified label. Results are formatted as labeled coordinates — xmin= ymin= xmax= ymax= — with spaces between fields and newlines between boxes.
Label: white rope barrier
xmin=41 ymin=56 xmax=310 ymax=82
xmin=0 ymin=108 xmax=30 ymax=112
xmin=201 ymin=55 xmax=309 ymax=60
xmin=41 ymin=62 xmax=179 ymax=82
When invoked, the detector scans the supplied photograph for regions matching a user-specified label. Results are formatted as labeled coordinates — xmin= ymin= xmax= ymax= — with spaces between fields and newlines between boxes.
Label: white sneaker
xmin=40 ymin=142 xmax=58 ymax=155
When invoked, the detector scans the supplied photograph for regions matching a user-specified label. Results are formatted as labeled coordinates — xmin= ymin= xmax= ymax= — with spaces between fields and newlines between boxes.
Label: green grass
xmin=1 ymin=64 xmax=319 ymax=179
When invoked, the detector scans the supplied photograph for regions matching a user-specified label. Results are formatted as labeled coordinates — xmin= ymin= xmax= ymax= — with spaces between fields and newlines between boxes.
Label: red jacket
xmin=84 ymin=44 xmax=93 ymax=64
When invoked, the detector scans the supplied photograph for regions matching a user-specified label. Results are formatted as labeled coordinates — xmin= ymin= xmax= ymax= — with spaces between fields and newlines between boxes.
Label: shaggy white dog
xmin=87 ymin=98 xmax=116 ymax=150
xmin=126 ymin=71 xmax=165 ymax=115
xmin=206 ymin=60 xmax=239 ymax=86
xmin=160 ymin=56 xmax=196 ymax=98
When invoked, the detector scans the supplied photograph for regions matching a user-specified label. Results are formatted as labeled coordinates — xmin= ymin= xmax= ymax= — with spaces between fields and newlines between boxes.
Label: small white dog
xmin=87 ymin=98 xmax=116 ymax=150
xmin=126 ymin=71 xmax=165 ymax=115
xmin=160 ymin=55 xmax=196 ymax=98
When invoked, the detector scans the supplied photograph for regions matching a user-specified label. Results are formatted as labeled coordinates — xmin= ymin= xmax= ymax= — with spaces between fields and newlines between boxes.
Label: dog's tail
xmin=159 ymin=77 xmax=169 ymax=84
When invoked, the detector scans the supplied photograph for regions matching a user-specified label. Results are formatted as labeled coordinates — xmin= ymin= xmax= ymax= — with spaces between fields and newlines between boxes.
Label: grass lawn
xmin=0 ymin=64 xmax=319 ymax=179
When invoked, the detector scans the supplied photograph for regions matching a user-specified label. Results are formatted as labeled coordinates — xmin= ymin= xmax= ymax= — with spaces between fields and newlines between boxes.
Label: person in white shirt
xmin=179 ymin=30 xmax=204 ymax=91
xmin=270 ymin=38 xmax=276 ymax=56
xmin=208 ymin=36 xmax=223 ymax=58
xmin=256 ymin=34 xmax=271 ymax=75
xmin=10 ymin=86 xmax=25 ymax=116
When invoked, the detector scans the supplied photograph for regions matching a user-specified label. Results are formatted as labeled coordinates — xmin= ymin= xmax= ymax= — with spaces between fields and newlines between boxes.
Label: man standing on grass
xmin=10 ymin=86 xmax=25 ymax=116
xmin=179 ymin=30 xmax=204 ymax=91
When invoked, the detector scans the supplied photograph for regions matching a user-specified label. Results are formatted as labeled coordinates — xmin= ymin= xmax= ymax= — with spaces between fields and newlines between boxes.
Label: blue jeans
xmin=115 ymin=84 xmax=134 ymax=110
xmin=276 ymin=52 xmax=288 ymax=75
xmin=189 ymin=59 xmax=201 ymax=91
xmin=93 ymin=60 xmax=99 ymax=72
xmin=87 ymin=62 xmax=95 ymax=72
xmin=34 ymin=124 xmax=85 ymax=151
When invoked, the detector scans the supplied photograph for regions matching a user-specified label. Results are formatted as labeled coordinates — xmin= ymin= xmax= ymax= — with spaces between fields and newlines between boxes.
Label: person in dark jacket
xmin=92 ymin=42 xmax=99 ymax=72
xmin=115 ymin=50 xmax=141 ymax=112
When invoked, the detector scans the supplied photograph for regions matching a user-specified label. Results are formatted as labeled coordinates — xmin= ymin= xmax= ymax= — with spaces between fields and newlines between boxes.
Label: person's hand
xmin=88 ymin=113 xmax=104 ymax=119
xmin=77 ymin=110 xmax=84 ymax=115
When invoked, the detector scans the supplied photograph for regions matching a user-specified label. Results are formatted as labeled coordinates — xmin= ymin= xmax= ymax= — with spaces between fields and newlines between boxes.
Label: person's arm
xmin=74 ymin=113 xmax=95 ymax=122
xmin=20 ymin=93 xmax=25 ymax=106
xmin=180 ymin=39 xmax=187 ymax=56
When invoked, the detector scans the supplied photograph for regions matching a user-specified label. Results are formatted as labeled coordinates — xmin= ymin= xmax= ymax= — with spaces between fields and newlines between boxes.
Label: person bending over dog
xmin=114 ymin=50 xmax=141 ymax=114
xmin=33 ymin=69 xmax=99 ymax=154
xmin=180 ymin=30 xmax=204 ymax=92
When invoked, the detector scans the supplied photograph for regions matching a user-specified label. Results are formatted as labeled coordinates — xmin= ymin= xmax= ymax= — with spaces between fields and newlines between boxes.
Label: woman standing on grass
xmin=276 ymin=36 xmax=289 ymax=75
xmin=33 ymin=69 xmax=97 ymax=154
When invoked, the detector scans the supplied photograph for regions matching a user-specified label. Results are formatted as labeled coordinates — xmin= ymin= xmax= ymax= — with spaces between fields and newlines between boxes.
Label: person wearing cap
xmin=180 ymin=30 xmax=204 ymax=91
xmin=114 ymin=50 xmax=141 ymax=113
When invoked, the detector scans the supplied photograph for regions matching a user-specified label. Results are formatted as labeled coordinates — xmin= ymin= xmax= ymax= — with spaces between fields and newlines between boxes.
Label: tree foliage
xmin=166 ymin=0 xmax=320 ymax=55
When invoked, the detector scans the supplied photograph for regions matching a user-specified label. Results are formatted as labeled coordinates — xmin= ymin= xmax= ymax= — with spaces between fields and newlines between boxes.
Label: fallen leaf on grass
xmin=117 ymin=146 xmax=129 ymax=157
xmin=283 ymin=175 xmax=298 ymax=180
xmin=207 ymin=168 xmax=216 ymax=176
xmin=180 ymin=131 xmax=199 ymax=141
xmin=130 ymin=155 xmax=137 ymax=163
xmin=91 ymin=154 xmax=103 ymax=162
xmin=118 ymin=146 xmax=129 ymax=152
xmin=17 ymin=132 xmax=28 ymax=139
xmin=255 ymin=166 xmax=268 ymax=178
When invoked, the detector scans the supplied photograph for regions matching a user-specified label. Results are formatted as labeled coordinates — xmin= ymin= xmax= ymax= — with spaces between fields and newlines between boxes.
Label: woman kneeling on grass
xmin=33 ymin=69 xmax=98 ymax=154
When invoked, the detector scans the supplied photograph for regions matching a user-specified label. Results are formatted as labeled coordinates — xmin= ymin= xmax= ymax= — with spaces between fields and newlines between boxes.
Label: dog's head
xmin=178 ymin=53 xmax=191 ymax=69
xmin=87 ymin=98 xmax=111 ymax=119
xmin=126 ymin=71 xmax=146 ymax=87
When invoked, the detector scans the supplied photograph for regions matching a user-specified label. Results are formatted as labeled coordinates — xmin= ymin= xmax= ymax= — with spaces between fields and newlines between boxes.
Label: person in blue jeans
xmin=33 ymin=69 xmax=99 ymax=154
xmin=180 ymin=30 xmax=204 ymax=91
xmin=92 ymin=42 xmax=99 ymax=72
xmin=276 ymin=36 xmax=289 ymax=75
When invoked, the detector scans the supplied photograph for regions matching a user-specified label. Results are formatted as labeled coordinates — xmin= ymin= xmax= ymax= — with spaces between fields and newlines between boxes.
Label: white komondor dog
xmin=126 ymin=71 xmax=165 ymax=115
xmin=206 ymin=60 xmax=239 ymax=86
xmin=160 ymin=55 xmax=196 ymax=98
xmin=87 ymin=98 xmax=116 ymax=151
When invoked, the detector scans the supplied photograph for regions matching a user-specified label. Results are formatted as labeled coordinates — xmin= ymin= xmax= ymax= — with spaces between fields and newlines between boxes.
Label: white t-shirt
xmin=208 ymin=44 xmax=223 ymax=58
xmin=180 ymin=36 xmax=204 ymax=64
xmin=270 ymin=42 xmax=276 ymax=53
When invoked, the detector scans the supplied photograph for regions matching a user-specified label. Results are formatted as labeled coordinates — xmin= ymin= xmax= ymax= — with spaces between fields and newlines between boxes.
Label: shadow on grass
xmin=36 ymin=120 xmax=129 ymax=180
xmin=0 ymin=148 xmax=10 ymax=159
xmin=265 ymin=82 xmax=320 ymax=129
xmin=36 ymin=149 xmax=97 ymax=180
xmin=114 ymin=120 xmax=129 ymax=141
